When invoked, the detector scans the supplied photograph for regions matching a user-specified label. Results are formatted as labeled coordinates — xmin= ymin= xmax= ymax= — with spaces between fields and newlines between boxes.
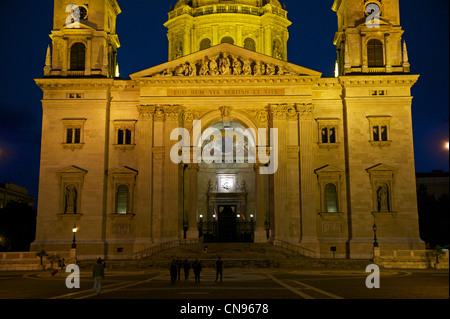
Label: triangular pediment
xmin=366 ymin=163 xmax=398 ymax=173
xmin=315 ymin=165 xmax=344 ymax=175
xmin=56 ymin=165 xmax=88 ymax=175
xmin=109 ymin=166 xmax=138 ymax=176
xmin=130 ymin=43 xmax=322 ymax=79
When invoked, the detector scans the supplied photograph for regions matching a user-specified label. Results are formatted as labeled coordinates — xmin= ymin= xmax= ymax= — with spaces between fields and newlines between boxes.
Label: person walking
xmin=215 ymin=257 xmax=223 ymax=283
xmin=92 ymin=258 xmax=105 ymax=295
xmin=193 ymin=259 xmax=203 ymax=284
xmin=169 ymin=259 xmax=178 ymax=285
xmin=183 ymin=258 xmax=191 ymax=280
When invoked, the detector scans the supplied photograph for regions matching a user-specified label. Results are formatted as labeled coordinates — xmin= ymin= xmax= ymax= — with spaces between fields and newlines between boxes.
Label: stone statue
xmin=377 ymin=184 xmax=389 ymax=212
xmin=242 ymin=59 xmax=253 ymax=75
xmin=266 ymin=63 xmax=276 ymax=75
xmin=209 ymin=57 xmax=220 ymax=75
xmin=187 ymin=62 xmax=197 ymax=76
xmin=199 ymin=57 xmax=210 ymax=76
xmin=219 ymin=53 xmax=231 ymax=75
xmin=65 ymin=185 xmax=77 ymax=214
xmin=232 ymin=56 xmax=242 ymax=75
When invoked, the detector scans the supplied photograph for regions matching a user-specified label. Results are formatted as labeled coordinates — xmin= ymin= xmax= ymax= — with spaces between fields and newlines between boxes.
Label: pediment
xmin=366 ymin=163 xmax=398 ymax=174
xmin=109 ymin=166 xmax=138 ymax=176
xmin=130 ymin=43 xmax=322 ymax=79
xmin=56 ymin=166 xmax=88 ymax=175
xmin=315 ymin=165 xmax=344 ymax=175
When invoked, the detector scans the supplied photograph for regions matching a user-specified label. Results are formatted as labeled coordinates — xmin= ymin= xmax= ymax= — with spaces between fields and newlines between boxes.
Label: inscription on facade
xmin=167 ymin=88 xmax=285 ymax=96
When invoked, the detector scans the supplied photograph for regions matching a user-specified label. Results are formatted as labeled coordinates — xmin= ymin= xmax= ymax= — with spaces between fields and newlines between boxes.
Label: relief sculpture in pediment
xmin=153 ymin=53 xmax=298 ymax=77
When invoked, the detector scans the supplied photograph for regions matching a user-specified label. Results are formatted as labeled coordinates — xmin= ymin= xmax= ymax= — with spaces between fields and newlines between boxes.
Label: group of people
xmin=169 ymin=257 xmax=224 ymax=285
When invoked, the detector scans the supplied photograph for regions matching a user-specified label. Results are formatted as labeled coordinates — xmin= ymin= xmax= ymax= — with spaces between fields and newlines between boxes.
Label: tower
xmin=333 ymin=0 xmax=410 ymax=75
xmin=164 ymin=0 xmax=291 ymax=61
xmin=45 ymin=0 xmax=121 ymax=77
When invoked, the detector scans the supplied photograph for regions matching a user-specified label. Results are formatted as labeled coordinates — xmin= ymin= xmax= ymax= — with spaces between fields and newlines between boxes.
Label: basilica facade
xmin=32 ymin=0 xmax=424 ymax=260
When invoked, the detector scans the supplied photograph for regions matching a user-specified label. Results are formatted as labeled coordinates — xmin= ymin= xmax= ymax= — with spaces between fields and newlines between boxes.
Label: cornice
xmin=338 ymin=74 xmax=420 ymax=87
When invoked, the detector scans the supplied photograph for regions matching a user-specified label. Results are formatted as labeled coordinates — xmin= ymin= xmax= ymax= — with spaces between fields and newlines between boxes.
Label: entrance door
xmin=218 ymin=205 xmax=237 ymax=243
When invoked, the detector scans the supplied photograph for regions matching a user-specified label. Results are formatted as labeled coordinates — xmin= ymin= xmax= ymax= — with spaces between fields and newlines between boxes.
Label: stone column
xmin=254 ymin=163 xmax=267 ymax=243
xmin=269 ymin=104 xmax=288 ymax=241
xmin=135 ymin=106 xmax=155 ymax=249
xmin=298 ymin=104 xmax=319 ymax=248
xmin=186 ymin=163 xmax=199 ymax=241
xmin=164 ymin=106 xmax=183 ymax=241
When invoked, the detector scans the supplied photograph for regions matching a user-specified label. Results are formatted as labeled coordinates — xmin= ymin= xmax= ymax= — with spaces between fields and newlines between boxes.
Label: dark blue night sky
xmin=0 ymin=0 xmax=448 ymax=199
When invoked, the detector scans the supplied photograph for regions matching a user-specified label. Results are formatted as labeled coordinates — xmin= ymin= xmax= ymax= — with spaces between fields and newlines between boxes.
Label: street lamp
xmin=72 ymin=224 xmax=78 ymax=249
xmin=373 ymin=223 xmax=379 ymax=248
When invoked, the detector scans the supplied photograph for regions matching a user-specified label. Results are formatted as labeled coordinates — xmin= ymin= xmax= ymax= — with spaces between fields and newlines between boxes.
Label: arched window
xmin=116 ymin=185 xmax=129 ymax=214
xmin=200 ymin=38 xmax=211 ymax=51
xmin=244 ymin=38 xmax=256 ymax=52
xmin=367 ymin=39 xmax=384 ymax=67
xmin=221 ymin=37 xmax=234 ymax=45
xmin=325 ymin=183 xmax=338 ymax=213
xmin=70 ymin=42 xmax=86 ymax=71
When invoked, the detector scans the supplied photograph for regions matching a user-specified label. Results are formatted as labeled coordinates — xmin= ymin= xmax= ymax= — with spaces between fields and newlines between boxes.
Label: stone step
xmin=77 ymin=243 xmax=371 ymax=270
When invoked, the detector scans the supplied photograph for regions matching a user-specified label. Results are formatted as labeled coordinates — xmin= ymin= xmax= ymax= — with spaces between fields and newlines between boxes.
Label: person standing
xmin=215 ymin=257 xmax=223 ymax=283
xmin=92 ymin=258 xmax=105 ymax=295
xmin=183 ymin=258 xmax=191 ymax=280
xmin=169 ymin=259 xmax=178 ymax=285
xmin=193 ymin=259 xmax=203 ymax=284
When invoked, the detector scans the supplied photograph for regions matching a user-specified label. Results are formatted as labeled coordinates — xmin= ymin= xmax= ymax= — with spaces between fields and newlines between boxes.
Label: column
xmin=269 ymin=105 xmax=288 ymax=240
xmin=186 ymin=164 xmax=199 ymax=241
xmin=298 ymin=104 xmax=319 ymax=248
xmin=164 ymin=106 xmax=184 ymax=241
xmin=135 ymin=106 xmax=154 ymax=248
xmin=254 ymin=163 xmax=267 ymax=243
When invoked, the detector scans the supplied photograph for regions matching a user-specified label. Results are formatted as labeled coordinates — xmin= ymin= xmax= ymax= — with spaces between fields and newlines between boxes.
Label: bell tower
xmin=332 ymin=0 xmax=410 ymax=75
xmin=44 ymin=0 xmax=121 ymax=77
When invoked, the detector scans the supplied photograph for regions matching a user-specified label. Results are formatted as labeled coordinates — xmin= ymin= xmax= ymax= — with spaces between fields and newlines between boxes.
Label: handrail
xmin=273 ymin=240 xmax=317 ymax=259
xmin=131 ymin=241 xmax=180 ymax=260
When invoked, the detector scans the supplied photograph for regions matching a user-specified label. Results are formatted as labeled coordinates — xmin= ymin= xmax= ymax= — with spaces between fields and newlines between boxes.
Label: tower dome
xmin=166 ymin=0 xmax=290 ymax=61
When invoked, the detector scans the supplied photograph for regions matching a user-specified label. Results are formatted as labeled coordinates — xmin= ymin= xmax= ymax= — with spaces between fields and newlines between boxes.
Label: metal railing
xmin=131 ymin=241 xmax=180 ymax=260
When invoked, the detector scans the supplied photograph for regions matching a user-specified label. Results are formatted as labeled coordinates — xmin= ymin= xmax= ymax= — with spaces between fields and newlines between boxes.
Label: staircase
xmin=85 ymin=243 xmax=370 ymax=270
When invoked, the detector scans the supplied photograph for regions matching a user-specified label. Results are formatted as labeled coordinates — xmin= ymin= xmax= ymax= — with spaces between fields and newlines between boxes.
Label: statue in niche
xmin=64 ymin=185 xmax=78 ymax=214
xmin=242 ymin=59 xmax=253 ymax=75
xmin=174 ymin=41 xmax=183 ymax=59
xmin=232 ymin=56 xmax=242 ymax=75
xmin=208 ymin=179 xmax=217 ymax=193
xmin=272 ymin=40 xmax=283 ymax=60
xmin=209 ymin=57 xmax=220 ymax=75
xmin=377 ymin=184 xmax=390 ymax=212
xmin=219 ymin=53 xmax=231 ymax=75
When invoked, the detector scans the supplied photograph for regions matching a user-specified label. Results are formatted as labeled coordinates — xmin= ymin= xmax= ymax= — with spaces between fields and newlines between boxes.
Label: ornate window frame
xmin=62 ymin=118 xmax=86 ymax=151
xmin=109 ymin=166 xmax=138 ymax=217
xmin=366 ymin=163 xmax=397 ymax=214
xmin=316 ymin=118 xmax=341 ymax=150
xmin=113 ymin=120 xmax=137 ymax=152
xmin=315 ymin=165 xmax=344 ymax=216
xmin=56 ymin=166 xmax=88 ymax=215
xmin=367 ymin=115 xmax=392 ymax=148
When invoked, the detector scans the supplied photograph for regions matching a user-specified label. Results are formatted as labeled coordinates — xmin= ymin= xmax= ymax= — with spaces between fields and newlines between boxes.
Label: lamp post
xmin=72 ymin=224 xmax=78 ymax=249
xmin=373 ymin=223 xmax=379 ymax=248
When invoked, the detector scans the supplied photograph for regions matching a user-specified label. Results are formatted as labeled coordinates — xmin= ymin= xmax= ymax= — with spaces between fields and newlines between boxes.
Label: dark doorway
xmin=218 ymin=205 xmax=237 ymax=243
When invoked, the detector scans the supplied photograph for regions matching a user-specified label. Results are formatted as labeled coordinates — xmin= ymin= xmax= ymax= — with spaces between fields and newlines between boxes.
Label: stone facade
xmin=32 ymin=0 xmax=424 ymax=260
